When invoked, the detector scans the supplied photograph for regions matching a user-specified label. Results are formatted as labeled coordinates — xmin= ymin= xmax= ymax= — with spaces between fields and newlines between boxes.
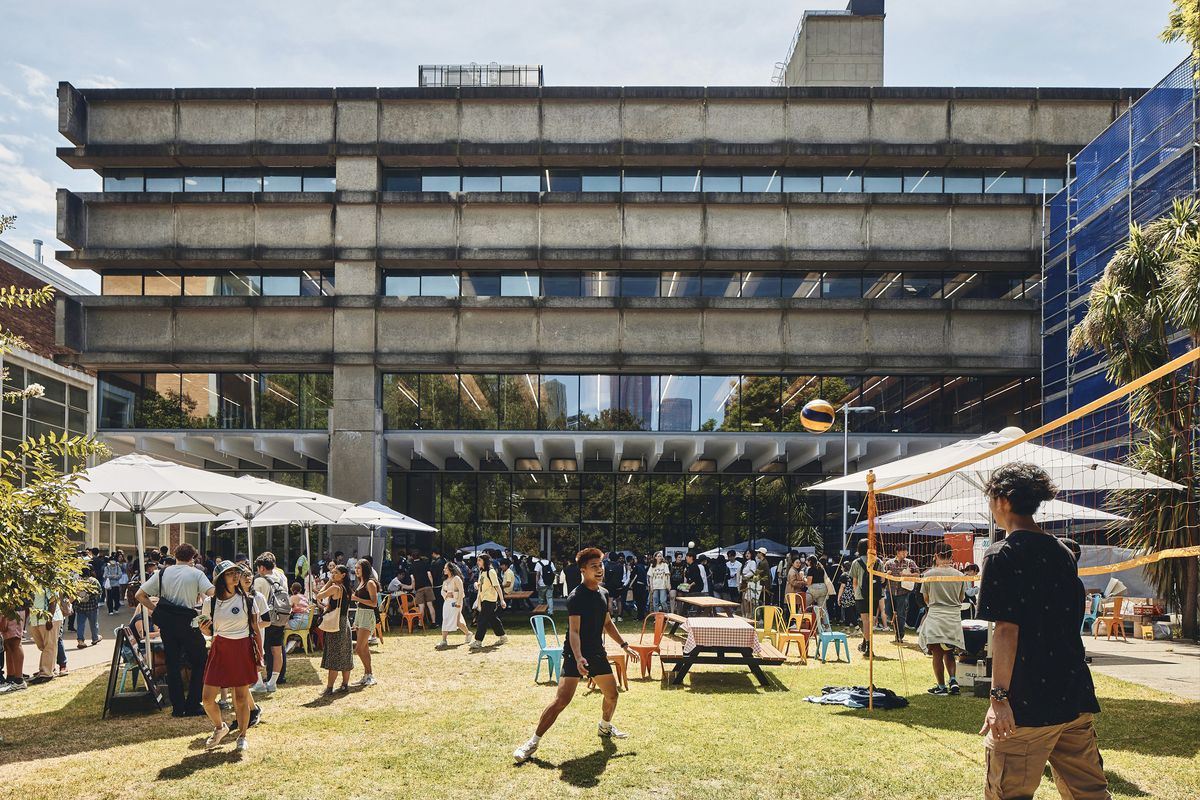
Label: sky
xmin=0 ymin=0 xmax=1188 ymax=291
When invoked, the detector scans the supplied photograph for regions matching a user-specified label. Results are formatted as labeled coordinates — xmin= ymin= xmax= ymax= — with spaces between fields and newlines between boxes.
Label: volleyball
xmin=800 ymin=399 xmax=836 ymax=433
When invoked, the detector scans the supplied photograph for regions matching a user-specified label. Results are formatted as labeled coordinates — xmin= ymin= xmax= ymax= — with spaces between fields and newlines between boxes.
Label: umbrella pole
xmin=246 ymin=512 xmax=255 ymax=564
xmin=135 ymin=509 xmax=151 ymax=666
xmin=304 ymin=523 xmax=312 ymax=599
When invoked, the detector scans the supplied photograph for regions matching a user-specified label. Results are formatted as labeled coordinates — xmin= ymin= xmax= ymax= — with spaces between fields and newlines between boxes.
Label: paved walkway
xmin=1085 ymin=634 xmax=1200 ymax=701
xmin=15 ymin=618 xmax=121 ymax=676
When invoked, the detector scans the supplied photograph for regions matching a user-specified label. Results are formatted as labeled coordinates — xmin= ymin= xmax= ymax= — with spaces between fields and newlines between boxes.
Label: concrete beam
xmin=174 ymin=434 xmax=239 ymax=468
xmin=254 ymin=434 xmax=308 ymax=468
xmin=214 ymin=435 xmax=273 ymax=468
xmin=751 ymin=440 xmax=787 ymax=472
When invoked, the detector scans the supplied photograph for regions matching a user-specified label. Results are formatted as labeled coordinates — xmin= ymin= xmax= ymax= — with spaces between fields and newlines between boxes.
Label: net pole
xmin=867 ymin=470 xmax=876 ymax=711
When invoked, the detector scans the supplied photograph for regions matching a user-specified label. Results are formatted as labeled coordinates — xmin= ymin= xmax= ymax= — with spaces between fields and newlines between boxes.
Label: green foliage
xmin=1163 ymin=0 xmax=1200 ymax=80
xmin=0 ymin=211 xmax=109 ymax=615
xmin=1069 ymin=198 xmax=1200 ymax=637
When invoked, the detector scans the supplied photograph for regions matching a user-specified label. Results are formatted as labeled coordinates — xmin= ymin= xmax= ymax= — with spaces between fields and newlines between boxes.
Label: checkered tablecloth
xmin=683 ymin=617 xmax=762 ymax=655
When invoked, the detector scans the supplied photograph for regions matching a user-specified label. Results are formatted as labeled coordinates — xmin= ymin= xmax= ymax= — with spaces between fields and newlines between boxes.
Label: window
xmin=702 ymin=173 xmax=741 ymax=192
xmin=462 ymin=174 xmax=501 ymax=192
xmin=422 ymin=173 xmax=460 ymax=192
xmin=863 ymin=174 xmax=902 ymax=193
xmin=302 ymin=174 xmax=336 ymax=192
xmin=221 ymin=273 xmax=261 ymax=296
xmin=263 ymin=174 xmax=302 ymax=192
xmin=224 ymin=176 xmax=262 ymax=192
xmin=944 ymin=175 xmax=983 ymax=193
xmin=501 ymin=172 xmax=541 ymax=192
xmin=822 ymin=172 xmax=862 ymax=192
xmin=421 ymin=273 xmax=460 ymax=297
xmin=383 ymin=170 xmax=421 ymax=191
xmin=619 ymin=273 xmax=659 ymax=297
xmin=821 ymin=272 xmax=861 ymax=298
xmin=542 ymin=272 xmax=582 ymax=297
xmin=984 ymin=172 xmax=1024 ymax=193
xmin=102 ymin=274 xmax=142 ymax=295
xmin=661 ymin=271 xmax=702 ymax=297
xmin=901 ymin=272 xmax=944 ymax=298
xmin=145 ymin=176 xmax=183 ymax=192
xmin=622 ymin=171 xmax=661 ymax=192
xmin=662 ymin=172 xmax=701 ymax=192
xmin=904 ymin=172 xmax=942 ymax=193
xmin=862 ymin=272 xmax=903 ymax=299
xmin=383 ymin=273 xmax=420 ymax=297
xmin=184 ymin=175 xmax=223 ymax=192
xmin=103 ymin=174 xmax=144 ymax=192
xmin=581 ymin=172 xmax=620 ymax=192
xmin=143 ymin=274 xmax=183 ymax=295
xmin=739 ymin=271 xmax=781 ymax=298
xmin=741 ymin=173 xmax=781 ymax=193
xmin=702 ymin=272 xmax=740 ymax=298
xmin=783 ymin=174 xmax=821 ymax=192
xmin=262 ymin=273 xmax=302 ymax=296
xmin=580 ymin=271 xmax=617 ymax=297
xmin=782 ymin=272 xmax=822 ymax=299
xmin=546 ymin=170 xmax=582 ymax=192
xmin=500 ymin=272 xmax=539 ymax=297
xmin=461 ymin=272 xmax=501 ymax=297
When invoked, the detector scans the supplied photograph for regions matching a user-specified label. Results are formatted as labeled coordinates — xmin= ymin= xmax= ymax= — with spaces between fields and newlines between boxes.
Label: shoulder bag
xmin=318 ymin=591 xmax=343 ymax=633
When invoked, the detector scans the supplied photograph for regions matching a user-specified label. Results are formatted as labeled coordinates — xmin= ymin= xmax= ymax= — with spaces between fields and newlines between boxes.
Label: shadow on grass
xmin=831 ymin=692 xmax=1200 ymax=759
xmin=672 ymin=670 xmax=788 ymax=693
xmin=156 ymin=747 xmax=243 ymax=779
xmin=523 ymin=738 xmax=636 ymax=788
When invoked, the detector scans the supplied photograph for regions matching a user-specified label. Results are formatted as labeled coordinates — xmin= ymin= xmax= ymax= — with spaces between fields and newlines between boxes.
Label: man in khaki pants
xmin=977 ymin=463 xmax=1110 ymax=800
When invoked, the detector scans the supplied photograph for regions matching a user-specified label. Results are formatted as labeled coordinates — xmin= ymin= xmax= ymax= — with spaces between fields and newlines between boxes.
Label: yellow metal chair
xmin=376 ymin=594 xmax=391 ymax=633
xmin=785 ymin=592 xmax=816 ymax=655
xmin=282 ymin=607 xmax=314 ymax=654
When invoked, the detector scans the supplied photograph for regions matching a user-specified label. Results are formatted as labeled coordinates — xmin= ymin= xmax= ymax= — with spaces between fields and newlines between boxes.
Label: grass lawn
xmin=1 ymin=619 xmax=1196 ymax=800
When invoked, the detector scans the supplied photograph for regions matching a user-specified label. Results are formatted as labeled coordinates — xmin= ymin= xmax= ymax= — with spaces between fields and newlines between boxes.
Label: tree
xmin=1069 ymin=198 xmax=1200 ymax=639
xmin=1163 ymin=0 xmax=1200 ymax=79
xmin=0 ymin=214 xmax=108 ymax=617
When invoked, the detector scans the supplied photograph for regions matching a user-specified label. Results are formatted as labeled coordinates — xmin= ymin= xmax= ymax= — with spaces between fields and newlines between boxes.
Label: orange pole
xmin=866 ymin=470 xmax=876 ymax=711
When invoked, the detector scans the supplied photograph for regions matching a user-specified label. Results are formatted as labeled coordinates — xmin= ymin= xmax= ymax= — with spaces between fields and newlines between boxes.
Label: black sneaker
xmin=948 ymin=681 xmax=961 ymax=696
xmin=229 ymin=705 xmax=262 ymax=732
xmin=927 ymin=685 xmax=948 ymax=695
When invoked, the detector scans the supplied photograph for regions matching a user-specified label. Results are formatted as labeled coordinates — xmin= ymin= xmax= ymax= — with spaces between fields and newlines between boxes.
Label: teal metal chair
xmin=1081 ymin=593 xmax=1103 ymax=634
xmin=530 ymin=614 xmax=563 ymax=683
xmin=814 ymin=606 xmax=851 ymax=664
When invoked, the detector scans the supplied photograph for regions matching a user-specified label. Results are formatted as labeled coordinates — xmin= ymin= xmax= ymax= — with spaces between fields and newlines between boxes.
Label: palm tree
xmin=1069 ymin=198 xmax=1200 ymax=638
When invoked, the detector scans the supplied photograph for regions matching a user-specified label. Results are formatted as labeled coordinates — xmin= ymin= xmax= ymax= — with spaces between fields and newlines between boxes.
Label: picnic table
xmin=668 ymin=595 xmax=740 ymax=634
xmin=660 ymin=617 xmax=786 ymax=688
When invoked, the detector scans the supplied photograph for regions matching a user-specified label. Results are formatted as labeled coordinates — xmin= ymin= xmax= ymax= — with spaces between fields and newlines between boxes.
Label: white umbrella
xmin=147 ymin=475 xmax=331 ymax=563
xmin=809 ymin=429 xmax=1183 ymax=502
xmin=871 ymin=496 xmax=1127 ymax=527
xmin=70 ymin=454 xmax=306 ymax=662
xmin=847 ymin=518 xmax=977 ymax=535
xmin=341 ymin=500 xmax=437 ymax=532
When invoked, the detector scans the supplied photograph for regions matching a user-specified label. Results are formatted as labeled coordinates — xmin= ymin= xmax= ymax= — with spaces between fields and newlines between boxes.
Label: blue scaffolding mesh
xmin=1042 ymin=56 xmax=1198 ymax=458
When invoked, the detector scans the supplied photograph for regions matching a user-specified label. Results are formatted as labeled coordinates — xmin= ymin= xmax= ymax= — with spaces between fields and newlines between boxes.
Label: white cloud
xmin=16 ymin=64 xmax=53 ymax=97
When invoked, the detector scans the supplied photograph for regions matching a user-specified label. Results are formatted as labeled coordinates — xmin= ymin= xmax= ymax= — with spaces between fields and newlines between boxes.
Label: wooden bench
xmin=663 ymin=613 xmax=689 ymax=636
xmin=530 ymin=604 xmax=548 ymax=616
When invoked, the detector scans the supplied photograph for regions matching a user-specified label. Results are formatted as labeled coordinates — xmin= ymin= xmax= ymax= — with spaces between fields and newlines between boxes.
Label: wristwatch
xmin=619 ymin=641 xmax=631 ymax=650
xmin=989 ymin=687 xmax=1010 ymax=703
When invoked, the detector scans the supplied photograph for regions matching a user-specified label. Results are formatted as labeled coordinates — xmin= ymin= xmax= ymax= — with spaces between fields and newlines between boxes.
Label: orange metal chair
xmin=1095 ymin=596 xmax=1128 ymax=642
xmin=398 ymin=593 xmax=425 ymax=633
xmin=785 ymin=592 xmax=816 ymax=654
xmin=627 ymin=612 xmax=667 ymax=679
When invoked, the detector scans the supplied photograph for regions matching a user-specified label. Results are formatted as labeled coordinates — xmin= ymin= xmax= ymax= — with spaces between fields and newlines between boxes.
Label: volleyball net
xmin=853 ymin=346 xmax=1200 ymax=587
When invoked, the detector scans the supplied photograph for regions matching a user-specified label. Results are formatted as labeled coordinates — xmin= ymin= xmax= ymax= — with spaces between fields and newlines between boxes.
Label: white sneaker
xmin=205 ymin=724 xmax=230 ymax=749
xmin=513 ymin=737 xmax=539 ymax=763
xmin=264 ymin=679 xmax=277 ymax=693
xmin=496 ymin=635 xmax=508 ymax=645
xmin=598 ymin=722 xmax=629 ymax=739
xmin=463 ymin=633 xmax=473 ymax=646
xmin=468 ymin=640 xmax=482 ymax=650
xmin=368 ymin=636 xmax=379 ymax=645
xmin=250 ymin=680 xmax=269 ymax=694
xmin=363 ymin=674 xmax=377 ymax=687
xmin=235 ymin=736 xmax=248 ymax=752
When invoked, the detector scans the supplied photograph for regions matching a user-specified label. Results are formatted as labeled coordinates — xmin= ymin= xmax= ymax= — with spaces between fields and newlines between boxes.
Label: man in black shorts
xmin=513 ymin=547 xmax=638 ymax=763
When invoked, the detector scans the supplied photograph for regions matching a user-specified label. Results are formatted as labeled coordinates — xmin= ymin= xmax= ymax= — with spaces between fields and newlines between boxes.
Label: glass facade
xmin=382 ymin=167 xmax=1064 ymax=196
xmin=1 ymin=361 xmax=91 ymax=480
xmin=101 ymin=169 xmax=336 ymax=193
xmin=382 ymin=269 xmax=1040 ymax=301
xmin=390 ymin=469 xmax=847 ymax=558
xmin=98 ymin=373 xmax=332 ymax=430
xmin=101 ymin=270 xmax=334 ymax=297
xmin=383 ymin=373 xmax=1040 ymax=434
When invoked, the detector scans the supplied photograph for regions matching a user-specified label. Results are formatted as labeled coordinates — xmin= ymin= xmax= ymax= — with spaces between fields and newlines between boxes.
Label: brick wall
xmin=0 ymin=259 xmax=76 ymax=362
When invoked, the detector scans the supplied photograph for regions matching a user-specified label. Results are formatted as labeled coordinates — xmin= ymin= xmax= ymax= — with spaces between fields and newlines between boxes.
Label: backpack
xmin=540 ymin=560 xmax=555 ymax=586
xmin=262 ymin=573 xmax=291 ymax=627
xmin=710 ymin=558 xmax=729 ymax=585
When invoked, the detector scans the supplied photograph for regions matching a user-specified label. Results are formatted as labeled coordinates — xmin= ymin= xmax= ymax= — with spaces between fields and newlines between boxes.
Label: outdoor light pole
xmin=840 ymin=404 xmax=876 ymax=553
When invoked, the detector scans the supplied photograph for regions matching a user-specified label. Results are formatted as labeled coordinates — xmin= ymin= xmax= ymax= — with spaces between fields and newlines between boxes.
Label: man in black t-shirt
xmin=976 ymin=463 xmax=1108 ymax=800
xmin=410 ymin=553 xmax=435 ymax=627
xmin=513 ymin=547 xmax=639 ymax=763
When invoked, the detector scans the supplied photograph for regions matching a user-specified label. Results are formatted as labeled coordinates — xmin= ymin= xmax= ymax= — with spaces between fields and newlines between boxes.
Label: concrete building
xmin=776 ymin=0 xmax=885 ymax=87
xmin=52 ymin=20 xmax=1143 ymax=559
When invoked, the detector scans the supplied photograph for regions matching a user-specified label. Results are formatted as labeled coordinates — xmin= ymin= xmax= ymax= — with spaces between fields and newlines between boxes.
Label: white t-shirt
xmin=726 ymin=559 xmax=741 ymax=588
xmin=141 ymin=564 xmax=213 ymax=608
xmin=210 ymin=593 xmax=266 ymax=639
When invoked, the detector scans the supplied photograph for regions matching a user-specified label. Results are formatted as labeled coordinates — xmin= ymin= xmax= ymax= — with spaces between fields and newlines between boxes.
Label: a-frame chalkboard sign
xmin=101 ymin=625 xmax=165 ymax=718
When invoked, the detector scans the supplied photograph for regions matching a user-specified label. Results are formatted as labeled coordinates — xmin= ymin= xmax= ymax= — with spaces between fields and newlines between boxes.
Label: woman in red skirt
xmin=198 ymin=561 xmax=262 ymax=751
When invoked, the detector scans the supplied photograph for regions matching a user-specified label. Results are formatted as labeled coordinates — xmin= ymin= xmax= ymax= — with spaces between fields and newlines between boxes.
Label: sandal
xmin=334 ymin=684 xmax=350 ymax=694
